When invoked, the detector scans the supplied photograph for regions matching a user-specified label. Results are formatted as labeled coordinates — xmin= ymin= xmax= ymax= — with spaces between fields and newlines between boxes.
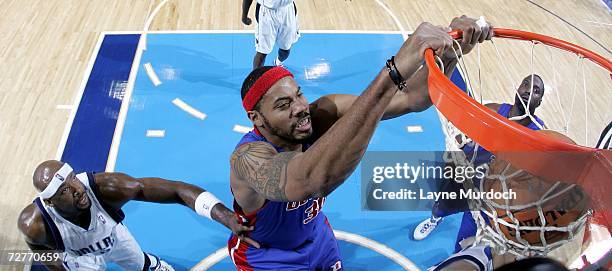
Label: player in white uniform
xmin=18 ymin=160 xmax=258 ymax=270
xmin=428 ymin=245 xmax=493 ymax=271
xmin=596 ymin=121 xmax=611 ymax=149
xmin=242 ymin=0 xmax=299 ymax=69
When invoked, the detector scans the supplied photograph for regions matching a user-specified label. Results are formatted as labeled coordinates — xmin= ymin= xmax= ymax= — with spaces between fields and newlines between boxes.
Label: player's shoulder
xmin=484 ymin=103 xmax=502 ymax=111
xmin=231 ymin=142 xmax=279 ymax=182
xmin=90 ymin=172 xmax=140 ymax=207
xmin=17 ymin=204 xmax=48 ymax=244
xmin=232 ymin=141 xmax=278 ymax=162
xmin=92 ymin=172 xmax=133 ymax=187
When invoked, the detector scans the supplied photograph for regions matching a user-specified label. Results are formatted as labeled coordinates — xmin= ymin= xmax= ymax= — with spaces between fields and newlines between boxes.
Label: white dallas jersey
xmin=257 ymin=0 xmax=294 ymax=9
xmin=34 ymin=173 xmax=122 ymax=257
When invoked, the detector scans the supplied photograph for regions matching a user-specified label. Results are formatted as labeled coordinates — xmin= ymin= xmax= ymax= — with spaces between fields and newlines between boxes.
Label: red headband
xmin=242 ymin=67 xmax=294 ymax=111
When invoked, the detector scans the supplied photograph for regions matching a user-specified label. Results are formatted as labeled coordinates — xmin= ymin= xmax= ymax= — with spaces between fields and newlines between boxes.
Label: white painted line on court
xmin=232 ymin=125 xmax=251 ymax=134
xmin=374 ymin=0 xmax=409 ymax=40
xmin=22 ymin=261 xmax=31 ymax=271
xmin=334 ymin=230 xmax=419 ymax=271
xmin=190 ymin=247 xmax=228 ymax=271
xmin=191 ymin=230 xmax=419 ymax=271
xmin=172 ymin=98 xmax=207 ymax=120
xmin=55 ymin=32 xmax=106 ymax=160
xmin=142 ymin=0 xmax=169 ymax=51
xmin=146 ymin=130 xmax=165 ymax=138
xmin=143 ymin=62 xmax=162 ymax=86
xmin=598 ymin=0 xmax=611 ymax=12
xmin=406 ymin=125 xmax=423 ymax=133
xmin=106 ymin=33 xmax=148 ymax=172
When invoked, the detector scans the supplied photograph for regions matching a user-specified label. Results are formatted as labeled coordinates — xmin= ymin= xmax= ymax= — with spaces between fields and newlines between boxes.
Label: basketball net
xmin=427 ymin=27 xmax=612 ymax=268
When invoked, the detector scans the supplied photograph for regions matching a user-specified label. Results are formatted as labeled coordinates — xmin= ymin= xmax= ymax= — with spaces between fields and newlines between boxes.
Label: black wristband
xmin=385 ymin=56 xmax=407 ymax=91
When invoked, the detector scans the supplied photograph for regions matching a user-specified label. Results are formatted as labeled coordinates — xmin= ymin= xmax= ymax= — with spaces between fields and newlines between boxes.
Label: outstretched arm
xmin=309 ymin=15 xmax=493 ymax=127
xmin=231 ymin=22 xmax=454 ymax=202
xmin=94 ymin=173 xmax=260 ymax=248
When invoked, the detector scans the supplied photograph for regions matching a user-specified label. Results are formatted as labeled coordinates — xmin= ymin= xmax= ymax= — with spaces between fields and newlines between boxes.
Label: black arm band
xmin=385 ymin=56 xmax=407 ymax=91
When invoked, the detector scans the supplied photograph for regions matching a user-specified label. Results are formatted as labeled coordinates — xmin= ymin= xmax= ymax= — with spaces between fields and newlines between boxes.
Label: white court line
xmin=232 ymin=124 xmax=252 ymax=134
xmin=141 ymin=0 xmax=169 ymax=51
xmin=374 ymin=0 xmax=409 ymax=40
xmin=105 ymin=33 xmax=148 ymax=172
xmin=190 ymin=247 xmax=228 ymax=271
xmin=406 ymin=125 xmax=423 ymax=133
xmin=190 ymin=230 xmax=420 ymax=271
xmin=143 ymin=62 xmax=162 ymax=86
xmin=599 ymin=0 xmax=612 ymax=11
xmin=146 ymin=130 xmax=165 ymax=138
xmin=55 ymin=32 xmax=106 ymax=160
xmin=172 ymin=98 xmax=207 ymax=120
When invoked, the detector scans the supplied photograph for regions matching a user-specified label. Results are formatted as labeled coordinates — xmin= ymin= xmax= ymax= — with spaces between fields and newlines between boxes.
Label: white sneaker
xmin=149 ymin=254 xmax=175 ymax=271
xmin=413 ymin=216 xmax=443 ymax=241
xmin=155 ymin=260 xmax=175 ymax=271
xmin=274 ymin=57 xmax=284 ymax=67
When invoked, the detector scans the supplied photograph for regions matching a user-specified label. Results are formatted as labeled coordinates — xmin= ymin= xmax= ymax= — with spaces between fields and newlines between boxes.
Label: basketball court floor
xmin=0 ymin=1 xmax=609 ymax=270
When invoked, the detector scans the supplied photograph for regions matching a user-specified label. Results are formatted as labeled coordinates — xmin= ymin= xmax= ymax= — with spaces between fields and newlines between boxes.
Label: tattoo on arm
xmin=231 ymin=143 xmax=299 ymax=201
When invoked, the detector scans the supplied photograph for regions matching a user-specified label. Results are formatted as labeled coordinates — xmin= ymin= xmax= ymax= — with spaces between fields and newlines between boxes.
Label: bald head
xmin=538 ymin=129 xmax=576 ymax=144
xmin=33 ymin=160 xmax=64 ymax=192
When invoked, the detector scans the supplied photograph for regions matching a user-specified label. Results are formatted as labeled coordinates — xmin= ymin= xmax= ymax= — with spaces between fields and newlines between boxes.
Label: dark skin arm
xmin=309 ymin=16 xmax=494 ymax=136
xmin=231 ymin=22 xmax=454 ymax=206
xmin=92 ymin=172 xmax=259 ymax=248
xmin=17 ymin=205 xmax=66 ymax=271
xmin=241 ymin=0 xmax=253 ymax=25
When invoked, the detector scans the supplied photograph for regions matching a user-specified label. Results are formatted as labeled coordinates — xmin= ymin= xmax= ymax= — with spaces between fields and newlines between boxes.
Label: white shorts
xmin=255 ymin=2 xmax=300 ymax=54
xmin=62 ymin=224 xmax=145 ymax=271
xmin=428 ymin=245 xmax=493 ymax=271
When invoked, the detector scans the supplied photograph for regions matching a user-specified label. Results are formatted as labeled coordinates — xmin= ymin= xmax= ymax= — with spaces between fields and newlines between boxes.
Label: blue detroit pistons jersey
xmin=228 ymin=130 xmax=343 ymax=271
xmin=461 ymin=103 xmax=545 ymax=166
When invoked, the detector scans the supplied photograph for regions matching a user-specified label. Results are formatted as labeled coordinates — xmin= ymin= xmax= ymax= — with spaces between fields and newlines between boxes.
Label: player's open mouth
xmin=295 ymin=117 xmax=311 ymax=132
xmin=520 ymin=93 xmax=531 ymax=104
xmin=78 ymin=194 xmax=88 ymax=206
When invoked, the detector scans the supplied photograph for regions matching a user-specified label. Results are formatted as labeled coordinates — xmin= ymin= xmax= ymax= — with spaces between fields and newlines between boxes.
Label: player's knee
xmin=278 ymin=48 xmax=290 ymax=57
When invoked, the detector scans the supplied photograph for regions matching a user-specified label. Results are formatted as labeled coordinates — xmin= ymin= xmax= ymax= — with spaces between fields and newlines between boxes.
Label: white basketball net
xmin=438 ymin=32 xmax=611 ymax=262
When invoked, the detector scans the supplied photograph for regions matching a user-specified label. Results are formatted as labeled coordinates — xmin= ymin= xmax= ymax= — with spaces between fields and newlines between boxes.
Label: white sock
xmin=274 ymin=57 xmax=283 ymax=66
xmin=146 ymin=253 xmax=159 ymax=269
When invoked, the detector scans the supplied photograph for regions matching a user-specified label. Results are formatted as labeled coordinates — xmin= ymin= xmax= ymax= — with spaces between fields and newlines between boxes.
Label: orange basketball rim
xmin=424 ymin=27 xmax=612 ymax=213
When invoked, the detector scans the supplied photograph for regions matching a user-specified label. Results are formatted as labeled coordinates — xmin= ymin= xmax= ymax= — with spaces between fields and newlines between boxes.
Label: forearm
xmin=302 ymin=69 xmax=398 ymax=196
xmin=138 ymin=178 xmax=235 ymax=226
xmin=210 ymin=203 xmax=235 ymax=229
xmin=242 ymin=0 xmax=252 ymax=18
xmin=383 ymin=56 xmax=459 ymax=118
xmin=137 ymin=178 xmax=204 ymax=209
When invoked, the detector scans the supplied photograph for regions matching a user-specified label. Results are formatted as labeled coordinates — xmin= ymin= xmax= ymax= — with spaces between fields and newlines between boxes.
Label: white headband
xmin=39 ymin=163 xmax=73 ymax=199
